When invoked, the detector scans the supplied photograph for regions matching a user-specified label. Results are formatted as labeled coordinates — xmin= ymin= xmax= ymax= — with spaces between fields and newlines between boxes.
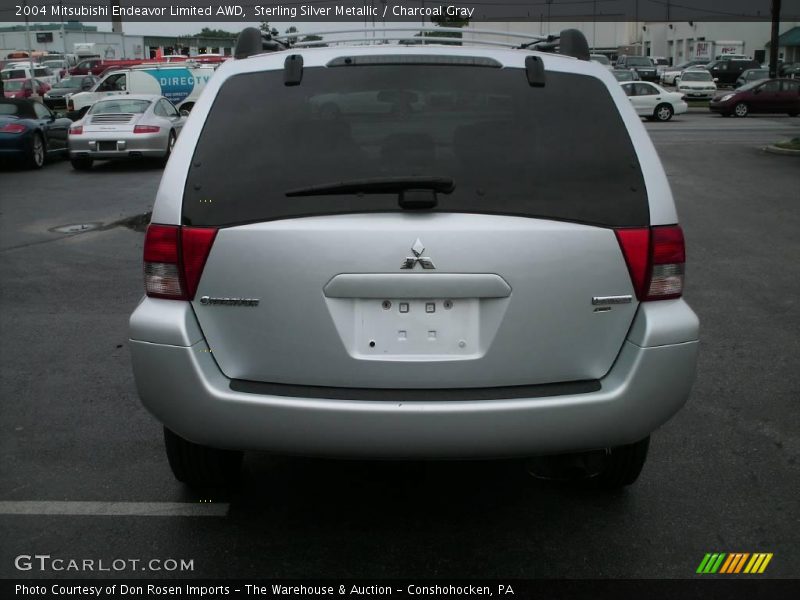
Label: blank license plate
xmin=96 ymin=141 xmax=117 ymax=151
xmin=355 ymin=298 xmax=479 ymax=358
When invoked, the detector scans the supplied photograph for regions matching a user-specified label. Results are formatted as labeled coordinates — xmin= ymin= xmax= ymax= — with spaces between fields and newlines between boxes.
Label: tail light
xmin=133 ymin=125 xmax=160 ymax=134
xmin=0 ymin=123 xmax=26 ymax=134
xmin=615 ymin=225 xmax=685 ymax=301
xmin=143 ymin=224 xmax=217 ymax=300
xmin=69 ymin=125 xmax=83 ymax=135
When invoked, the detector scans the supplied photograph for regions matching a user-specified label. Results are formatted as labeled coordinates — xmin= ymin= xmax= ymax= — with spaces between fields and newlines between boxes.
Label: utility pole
xmin=24 ymin=0 xmax=35 ymax=94
xmin=769 ymin=0 xmax=782 ymax=78
xmin=59 ymin=0 xmax=67 ymax=56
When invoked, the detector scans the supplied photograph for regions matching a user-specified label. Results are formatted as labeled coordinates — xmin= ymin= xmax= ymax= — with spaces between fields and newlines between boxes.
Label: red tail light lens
xmin=648 ymin=225 xmax=685 ymax=300
xmin=0 ymin=123 xmax=26 ymax=134
xmin=143 ymin=224 xmax=217 ymax=300
xmin=68 ymin=125 xmax=83 ymax=135
xmin=181 ymin=228 xmax=218 ymax=299
xmin=133 ymin=125 xmax=160 ymax=134
xmin=615 ymin=225 xmax=685 ymax=301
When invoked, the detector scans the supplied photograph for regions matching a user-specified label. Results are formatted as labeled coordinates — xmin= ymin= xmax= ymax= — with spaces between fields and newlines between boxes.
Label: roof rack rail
xmin=274 ymin=26 xmax=549 ymax=45
xmin=293 ymin=36 xmax=519 ymax=49
xmin=234 ymin=25 xmax=590 ymax=61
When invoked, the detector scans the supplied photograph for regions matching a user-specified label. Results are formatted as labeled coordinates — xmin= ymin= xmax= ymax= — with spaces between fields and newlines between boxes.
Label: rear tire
xmin=70 ymin=157 xmax=93 ymax=170
xmin=593 ymin=436 xmax=650 ymax=489
xmin=654 ymin=103 xmax=674 ymax=122
xmin=27 ymin=133 xmax=45 ymax=169
xmin=160 ymin=130 xmax=176 ymax=166
xmin=733 ymin=102 xmax=749 ymax=118
xmin=163 ymin=427 xmax=243 ymax=487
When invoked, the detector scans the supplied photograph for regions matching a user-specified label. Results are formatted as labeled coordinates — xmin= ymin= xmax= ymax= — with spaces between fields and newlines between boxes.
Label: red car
xmin=709 ymin=78 xmax=800 ymax=117
xmin=3 ymin=78 xmax=51 ymax=99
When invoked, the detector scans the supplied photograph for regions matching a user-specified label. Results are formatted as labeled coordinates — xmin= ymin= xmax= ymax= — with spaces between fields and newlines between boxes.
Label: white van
xmin=67 ymin=64 xmax=216 ymax=116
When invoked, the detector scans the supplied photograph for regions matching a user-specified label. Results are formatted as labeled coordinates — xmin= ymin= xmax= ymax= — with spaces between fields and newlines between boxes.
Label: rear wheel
xmin=160 ymin=130 xmax=176 ymax=166
xmin=70 ymin=157 xmax=93 ymax=170
xmin=654 ymin=103 xmax=674 ymax=122
xmin=733 ymin=102 xmax=749 ymax=118
xmin=27 ymin=133 xmax=45 ymax=169
xmin=163 ymin=427 xmax=243 ymax=487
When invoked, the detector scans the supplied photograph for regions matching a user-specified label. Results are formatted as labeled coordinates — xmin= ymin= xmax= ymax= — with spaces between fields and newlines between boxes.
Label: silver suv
xmin=129 ymin=28 xmax=699 ymax=488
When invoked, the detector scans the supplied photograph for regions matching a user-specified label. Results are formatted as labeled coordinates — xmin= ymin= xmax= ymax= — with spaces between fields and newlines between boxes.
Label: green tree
xmin=415 ymin=8 xmax=469 ymax=45
xmin=192 ymin=27 xmax=238 ymax=39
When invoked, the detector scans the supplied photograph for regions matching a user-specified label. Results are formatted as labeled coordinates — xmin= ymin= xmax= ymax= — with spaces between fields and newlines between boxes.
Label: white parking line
xmin=0 ymin=501 xmax=228 ymax=517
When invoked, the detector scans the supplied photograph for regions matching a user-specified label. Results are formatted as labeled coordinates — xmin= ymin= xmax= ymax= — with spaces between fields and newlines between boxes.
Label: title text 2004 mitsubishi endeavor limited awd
xmin=129 ymin=28 xmax=699 ymax=489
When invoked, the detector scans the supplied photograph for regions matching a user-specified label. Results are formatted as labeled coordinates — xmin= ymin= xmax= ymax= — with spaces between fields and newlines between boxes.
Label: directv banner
xmin=2 ymin=0 xmax=800 ymax=23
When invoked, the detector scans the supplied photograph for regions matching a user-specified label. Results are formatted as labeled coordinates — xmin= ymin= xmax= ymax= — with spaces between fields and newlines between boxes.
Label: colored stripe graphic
xmin=697 ymin=553 xmax=727 ymax=573
xmin=699 ymin=552 xmax=773 ymax=574
xmin=697 ymin=554 xmax=713 ymax=574
xmin=719 ymin=554 xmax=736 ymax=574
xmin=733 ymin=553 xmax=750 ymax=573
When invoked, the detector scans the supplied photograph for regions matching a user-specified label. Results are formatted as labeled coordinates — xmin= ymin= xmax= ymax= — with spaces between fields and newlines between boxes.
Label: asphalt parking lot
xmin=1 ymin=112 xmax=799 ymax=580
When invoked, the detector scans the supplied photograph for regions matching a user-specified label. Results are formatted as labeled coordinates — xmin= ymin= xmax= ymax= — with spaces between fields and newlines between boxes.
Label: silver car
xmin=68 ymin=94 xmax=185 ymax=170
xmin=129 ymin=29 xmax=699 ymax=488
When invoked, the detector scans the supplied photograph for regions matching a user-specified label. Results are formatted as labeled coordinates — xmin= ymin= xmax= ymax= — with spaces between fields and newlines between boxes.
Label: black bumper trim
xmin=229 ymin=378 xmax=601 ymax=401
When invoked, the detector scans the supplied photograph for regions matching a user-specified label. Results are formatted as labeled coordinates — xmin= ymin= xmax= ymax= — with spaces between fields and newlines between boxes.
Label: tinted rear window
xmin=183 ymin=64 xmax=648 ymax=228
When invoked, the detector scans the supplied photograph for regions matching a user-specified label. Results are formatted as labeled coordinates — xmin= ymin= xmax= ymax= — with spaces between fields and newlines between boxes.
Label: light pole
xmin=23 ymin=0 xmax=36 ymax=96
xmin=769 ymin=0 xmax=782 ymax=78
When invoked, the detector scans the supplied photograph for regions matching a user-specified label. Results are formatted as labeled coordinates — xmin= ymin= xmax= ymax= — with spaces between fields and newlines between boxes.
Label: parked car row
xmin=0 ymin=95 xmax=186 ymax=169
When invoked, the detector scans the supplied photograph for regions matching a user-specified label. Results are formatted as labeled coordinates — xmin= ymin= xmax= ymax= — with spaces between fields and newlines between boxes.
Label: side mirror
xmin=180 ymin=110 xmax=190 ymax=117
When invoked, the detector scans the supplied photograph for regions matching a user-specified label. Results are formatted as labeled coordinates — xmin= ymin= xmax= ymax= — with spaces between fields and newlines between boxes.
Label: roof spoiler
xmin=234 ymin=27 xmax=289 ymax=59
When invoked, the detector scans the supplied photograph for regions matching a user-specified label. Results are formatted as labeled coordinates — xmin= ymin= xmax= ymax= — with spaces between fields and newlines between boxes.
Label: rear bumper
xmin=129 ymin=299 xmax=699 ymax=458
xmin=69 ymin=130 xmax=167 ymax=159
xmin=0 ymin=134 xmax=30 ymax=158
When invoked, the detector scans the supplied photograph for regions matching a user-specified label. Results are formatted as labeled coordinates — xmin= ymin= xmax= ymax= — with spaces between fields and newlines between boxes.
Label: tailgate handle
xmin=323 ymin=273 xmax=511 ymax=299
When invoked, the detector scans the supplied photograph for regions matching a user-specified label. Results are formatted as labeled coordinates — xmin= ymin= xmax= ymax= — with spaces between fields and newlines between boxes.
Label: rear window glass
xmin=183 ymin=65 xmax=648 ymax=228
xmin=0 ymin=102 xmax=22 ymax=115
xmin=2 ymin=69 xmax=26 ymax=80
xmin=89 ymin=99 xmax=151 ymax=114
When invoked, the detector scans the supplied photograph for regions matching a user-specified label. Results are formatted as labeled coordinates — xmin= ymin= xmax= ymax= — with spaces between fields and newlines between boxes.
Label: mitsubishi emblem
xmin=401 ymin=238 xmax=435 ymax=270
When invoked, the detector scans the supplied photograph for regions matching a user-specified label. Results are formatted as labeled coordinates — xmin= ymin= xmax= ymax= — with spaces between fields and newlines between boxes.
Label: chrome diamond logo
xmin=401 ymin=238 xmax=435 ymax=270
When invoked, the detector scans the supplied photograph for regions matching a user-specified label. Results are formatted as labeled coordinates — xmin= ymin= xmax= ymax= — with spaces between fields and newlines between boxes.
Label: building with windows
xmin=466 ymin=21 xmax=800 ymax=64
xmin=1 ymin=23 xmax=236 ymax=61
